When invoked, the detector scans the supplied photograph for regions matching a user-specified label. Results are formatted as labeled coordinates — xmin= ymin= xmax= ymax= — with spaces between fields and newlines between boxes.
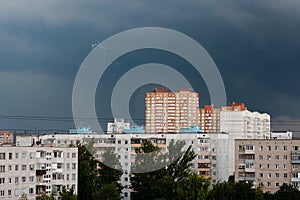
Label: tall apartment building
xmin=199 ymin=105 xmax=221 ymax=132
xmin=0 ymin=131 xmax=13 ymax=144
xmin=235 ymin=139 xmax=300 ymax=193
xmin=220 ymin=103 xmax=270 ymax=139
xmin=16 ymin=132 xmax=231 ymax=200
xmin=145 ymin=88 xmax=199 ymax=133
xmin=0 ymin=146 xmax=77 ymax=200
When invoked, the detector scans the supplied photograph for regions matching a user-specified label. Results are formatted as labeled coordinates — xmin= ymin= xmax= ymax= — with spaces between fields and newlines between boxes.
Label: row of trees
xmin=66 ymin=140 xmax=300 ymax=200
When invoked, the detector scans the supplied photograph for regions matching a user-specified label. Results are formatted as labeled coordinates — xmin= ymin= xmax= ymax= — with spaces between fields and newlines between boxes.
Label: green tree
xmin=274 ymin=183 xmax=300 ymax=200
xmin=177 ymin=172 xmax=210 ymax=200
xmin=60 ymin=186 xmax=77 ymax=200
xmin=131 ymin=140 xmax=197 ymax=200
xmin=76 ymin=141 xmax=122 ymax=200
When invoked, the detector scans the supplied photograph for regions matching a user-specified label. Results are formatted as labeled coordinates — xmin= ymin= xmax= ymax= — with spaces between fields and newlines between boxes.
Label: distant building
xmin=123 ymin=126 xmax=145 ymax=134
xmin=0 ymin=130 xmax=13 ymax=144
xmin=69 ymin=127 xmax=92 ymax=134
xmin=235 ymin=139 xmax=300 ymax=193
xmin=145 ymin=88 xmax=199 ymax=133
xmin=107 ymin=119 xmax=130 ymax=133
xmin=199 ymin=105 xmax=221 ymax=132
xmin=269 ymin=131 xmax=293 ymax=139
xmin=0 ymin=146 xmax=77 ymax=199
xmin=220 ymin=103 xmax=270 ymax=139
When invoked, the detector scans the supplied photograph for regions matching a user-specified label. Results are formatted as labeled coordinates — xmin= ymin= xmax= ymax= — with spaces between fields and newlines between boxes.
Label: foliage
xmin=60 ymin=186 xmax=77 ymax=200
xmin=131 ymin=139 xmax=199 ymax=200
xmin=76 ymin=141 xmax=123 ymax=200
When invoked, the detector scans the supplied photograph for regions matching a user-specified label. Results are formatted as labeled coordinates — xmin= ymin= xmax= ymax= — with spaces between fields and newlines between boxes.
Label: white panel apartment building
xmin=16 ymin=133 xmax=231 ymax=200
xmin=0 ymin=146 xmax=77 ymax=200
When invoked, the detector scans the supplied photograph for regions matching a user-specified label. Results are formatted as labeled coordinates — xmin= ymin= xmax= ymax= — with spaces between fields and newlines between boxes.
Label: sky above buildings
xmin=0 ymin=0 xmax=300 ymax=133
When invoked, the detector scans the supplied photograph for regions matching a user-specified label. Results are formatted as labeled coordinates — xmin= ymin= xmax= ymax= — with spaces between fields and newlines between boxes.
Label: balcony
xmin=36 ymin=169 xmax=47 ymax=176
xmin=292 ymin=177 xmax=300 ymax=182
xmin=245 ymin=168 xmax=255 ymax=173
xmin=292 ymin=151 xmax=300 ymax=163
xmin=245 ymin=176 xmax=255 ymax=181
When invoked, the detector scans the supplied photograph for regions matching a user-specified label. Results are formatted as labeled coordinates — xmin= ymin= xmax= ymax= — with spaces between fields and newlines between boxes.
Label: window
xmin=259 ymin=173 xmax=263 ymax=177
xmin=8 ymin=165 xmax=12 ymax=172
xmin=125 ymin=140 xmax=128 ymax=144
xmin=72 ymin=163 xmax=76 ymax=169
xmin=29 ymin=164 xmax=34 ymax=170
xmin=29 ymin=188 xmax=34 ymax=194
xmin=267 ymin=164 xmax=270 ymax=169
xmin=284 ymin=173 xmax=288 ymax=178
xmin=283 ymin=155 xmax=288 ymax=160
xmin=276 ymin=182 xmax=280 ymax=187
xmin=0 ymin=153 xmax=5 ymax=160
xmin=275 ymin=173 xmax=279 ymax=178
xmin=0 ymin=165 xmax=5 ymax=172
xmin=8 ymin=190 xmax=11 ymax=196
xmin=22 ymin=165 xmax=26 ymax=170
xmin=15 ymin=153 xmax=18 ymax=159
xmin=29 ymin=176 xmax=34 ymax=182
xmin=22 ymin=153 xmax=27 ymax=159
xmin=15 ymin=189 xmax=18 ymax=196
xmin=259 ymin=155 xmax=263 ymax=160
xmin=283 ymin=146 xmax=287 ymax=151
xmin=15 ymin=165 xmax=18 ymax=171
xmin=9 ymin=153 xmax=12 ymax=160
xmin=275 ymin=155 xmax=279 ymax=160
xmin=267 ymin=155 xmax=271 ymax=160
xmin=259 ymin=164 xmax=263 ymax=169
xmin=293 ymin=146 xmax=299 ymax=151
xmin=259 ymin=146 xmax=263 ymax=151
xmin=267 ymin=182 xmax=271 ymax=187
xmin=72 ymin=153 xmax=76 ymax=158
xmin=30 ymin=152 xmax=34 ymax=159
xmin=67 ymin=153 xmax=70 ymax=158
xmin=22 ymin=177 xmax=26 ymax=183
xmin=267 ymin=146 xmax=271 ymax=151
xmin=8 ymin=178 xmax=11 ymax=184
xmin=0 ymin=178 xmax=5 ymax=184
xmin=118 ymin=140 xmax=121 ymax=144
xmin=267 ymin=173 xmax=271 ymax=178
xmin=0 ymin=190 xmax=4 ymax=197
xmin=275 ymin=164 xmax=279 ymax=169
xmin=72 ymin=174 xmax=76 ymax=180
xmin=275 ymin=146 xmax=279 ymax=151
xmin=66 ymin=163 xmax=70 ymax=170
xmin=15 ymin=177 xmax=19 ymax=184
xmin=284 ymin=164 xmax=288 ymax=169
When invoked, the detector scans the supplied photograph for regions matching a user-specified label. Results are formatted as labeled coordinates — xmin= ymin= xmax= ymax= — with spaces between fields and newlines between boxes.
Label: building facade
xmin=199 ymin=105 xmax=221 ymax=132
xmin=0 ymin=146 xmax=77 ymax=200
xmin=0 ymin=131 xmax=13 ymax=144
xmin=145 ymin=88 xmax=199 ymax=133
xmin=16 ymin=132 xmax=231 ymax=199
xmin=235 ymin=139 xmax=300 ymax=193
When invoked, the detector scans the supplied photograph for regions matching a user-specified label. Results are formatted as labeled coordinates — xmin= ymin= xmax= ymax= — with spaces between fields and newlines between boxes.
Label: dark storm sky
xmin=0 ymin=0 xmax=300 ymax=133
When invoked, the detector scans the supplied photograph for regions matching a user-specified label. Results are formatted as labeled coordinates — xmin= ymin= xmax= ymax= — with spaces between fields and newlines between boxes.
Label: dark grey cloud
xmin=0 ymin=0 xmax=300 ymax=132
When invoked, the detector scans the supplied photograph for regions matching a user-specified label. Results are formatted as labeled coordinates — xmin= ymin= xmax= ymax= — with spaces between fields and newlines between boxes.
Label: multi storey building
xmin=0 ymin=131 xmax=13 ymax=144
xmin=145 ymin=88 xmax=199 ymax=133
xmin=107 ymin=119 xmax=131 ymax=134
xmin=0 ymin=146 xmax=77 ymax=200
xmin=16 ymin=132 xmax=231 ymax=199
xmin=199 ymin=105 xmax=221 ymax=132
xmin=220 ymin=103 xmax=270 ymax=139
xmin=235 ymin=139 xmax=300 ymax=193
